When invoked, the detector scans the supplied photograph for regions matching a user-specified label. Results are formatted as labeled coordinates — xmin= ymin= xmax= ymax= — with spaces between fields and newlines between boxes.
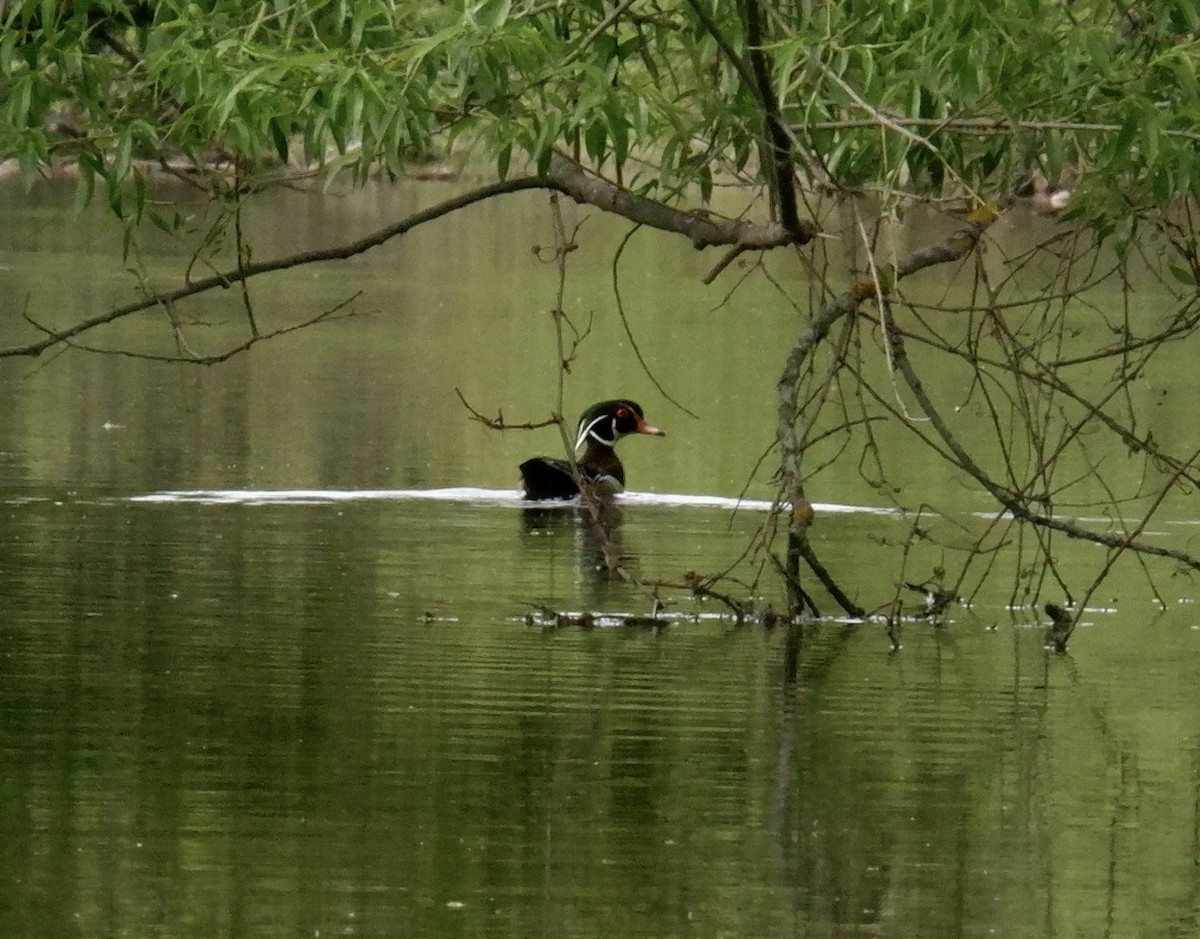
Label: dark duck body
xmin=520 ymin=399 xmax=665 ymax=500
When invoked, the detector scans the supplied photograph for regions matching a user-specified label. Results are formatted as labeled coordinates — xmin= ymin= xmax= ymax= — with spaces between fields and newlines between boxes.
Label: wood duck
xmin=520 ymin=399 xmax=665 ymax=500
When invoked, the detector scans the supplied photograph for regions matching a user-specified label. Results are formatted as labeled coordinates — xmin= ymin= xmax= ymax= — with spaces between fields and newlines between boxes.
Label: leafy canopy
xmin=2 ymin=0 xmax=1199 ymax=226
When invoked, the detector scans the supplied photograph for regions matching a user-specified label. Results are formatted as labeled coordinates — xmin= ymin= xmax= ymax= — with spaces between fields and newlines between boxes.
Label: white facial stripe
xmin=575 ymin=413 xmax=616 ymax=451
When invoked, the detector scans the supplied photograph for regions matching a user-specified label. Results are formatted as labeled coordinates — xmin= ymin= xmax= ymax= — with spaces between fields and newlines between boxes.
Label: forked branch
xmin=776 ymin=207 xmax=999 ymax=617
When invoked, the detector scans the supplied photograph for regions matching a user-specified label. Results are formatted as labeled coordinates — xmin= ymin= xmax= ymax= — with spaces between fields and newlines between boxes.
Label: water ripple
xmin=124 ymin=486 xmax=896 ymax=514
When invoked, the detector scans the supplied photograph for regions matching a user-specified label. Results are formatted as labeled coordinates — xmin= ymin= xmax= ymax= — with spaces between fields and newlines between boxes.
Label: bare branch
xmin=22 ymin=291 xmax=362 ymax=364
xmin=2 ymin=154 xmax=813 ymax=359
xmin=774 ymin=207 xmax=998 ymax=618
xmin=454 ymin=389 xmax=559 ymax=431
xmin=882 ymin=306 xmax=1200 ymax=573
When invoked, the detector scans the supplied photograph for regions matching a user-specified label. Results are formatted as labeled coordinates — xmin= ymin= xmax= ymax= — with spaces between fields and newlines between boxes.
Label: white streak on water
xmin=126 ymin=486 xmax=898 ymax=515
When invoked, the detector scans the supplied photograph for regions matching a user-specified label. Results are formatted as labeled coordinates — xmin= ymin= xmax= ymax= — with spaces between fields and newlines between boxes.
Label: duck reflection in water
xmin=521 ymin=492 xmax=626 ymax=579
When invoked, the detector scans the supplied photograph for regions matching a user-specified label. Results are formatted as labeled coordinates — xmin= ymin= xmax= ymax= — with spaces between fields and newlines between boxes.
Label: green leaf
xmin=607 ymin=104 xmax=629 ymax=166
xmin=660 ymin=136 xmax=678 ymax=185
xmin=17 ymin=142 xmax=40 ymax=189
xmin=269 ymin=116 xmax=290 ymax=163
xmin=403 ymin=25 xmax=462 ymax=79
xmin=346 ymin=87 xmax=365 ymax=139
xmin=1045 ymin=132 xmax=1065 ymax=181
xmin=1112 ymin=214 xmax=1135 ymax=255
xmin=72 ymin=158 xmax=94 ymax=214
xmin=1143 ymin=107 xmax=1160 ymax=165
xmin=1150 ymin=166 xmax=1173 ymax=207
xmin=0 ymin=29 xmax=15 ymax=74
xmin=476 ymin=0 xmax=512 ymax=29
xmin=1167 ymin=262 xmax=1195 ymax=286
xmin=1169 ymin=51 xmax=1199 ymax=107
xmin=1083 ymin=30 xmax=1110 ymax=70
xmin=584 ymin=120 xmax=606 ymax=164
xmin=11 ymin=75 xmax=33 ymax=128
xmin=215 ymin=66 xmax=271 ymax=127
xmin=114 ymin=131 xmax=132 ymax=181
xmin=1111 ymin=113 xmax=1138 ymax=160
xmin=148 ymin=207 xmax=185 ymax=236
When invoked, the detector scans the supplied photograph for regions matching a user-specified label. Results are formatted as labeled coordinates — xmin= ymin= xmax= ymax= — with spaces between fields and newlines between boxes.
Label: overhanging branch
xmin=1 ymin=153 xmax=814 ymax=359
xmin=883 ymin=311 xmax=1200 ymax=574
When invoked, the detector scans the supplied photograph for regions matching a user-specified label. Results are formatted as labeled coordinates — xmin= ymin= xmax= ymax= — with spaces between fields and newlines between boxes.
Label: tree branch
xmin=740 ymin=0 xmax=802 ymax=236
xmin=455 ymin=388 xmax=560 ymax=431
xmin=22 ymin=292 xmax=362 ymax=364
xmin=685 ymin=0 xmax=805 ymax=237
xmin=548 ymin=153 xmax=816 ymax=247
xmin=882 ymin=306 xmax=1200 ymax=574
xmin=1 ymin=154 xmax=813 ymax=359
xmin=775 ymin=207 xmax=998 ymax=617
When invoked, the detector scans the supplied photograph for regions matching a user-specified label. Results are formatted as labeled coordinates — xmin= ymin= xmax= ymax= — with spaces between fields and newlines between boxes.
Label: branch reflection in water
xmin=521 ymin=492 xmax=630 ymax=600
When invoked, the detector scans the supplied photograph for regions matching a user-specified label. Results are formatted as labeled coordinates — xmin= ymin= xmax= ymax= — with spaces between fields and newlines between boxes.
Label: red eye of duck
xmin=616 ymin=407 xmax=630 ymax=419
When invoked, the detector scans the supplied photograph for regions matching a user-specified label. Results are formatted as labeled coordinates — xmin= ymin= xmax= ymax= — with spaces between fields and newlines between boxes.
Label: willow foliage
xmin=2 ymin=0 xmax=1199 ymax=230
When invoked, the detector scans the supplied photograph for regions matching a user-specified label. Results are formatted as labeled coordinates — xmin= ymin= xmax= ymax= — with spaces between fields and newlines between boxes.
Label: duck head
xmin=574 ymin=399 xmax=665 ymax=453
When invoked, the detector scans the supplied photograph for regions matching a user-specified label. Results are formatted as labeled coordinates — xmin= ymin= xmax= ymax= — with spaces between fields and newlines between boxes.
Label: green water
xmin=1 ymin=179 xmax=1199 ymax=938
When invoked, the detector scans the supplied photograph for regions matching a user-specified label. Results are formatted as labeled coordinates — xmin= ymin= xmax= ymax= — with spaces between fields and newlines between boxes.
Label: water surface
xmin=2 ymin=180 xmax=1199 ymax=939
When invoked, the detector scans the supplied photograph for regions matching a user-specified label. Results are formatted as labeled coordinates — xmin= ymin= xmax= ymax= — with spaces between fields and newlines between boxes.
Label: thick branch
xmin=685 ymin=0 xmax=804 ymax=238
xmin=547 ymin=154 xmax=815 ymax=247
xmin=741 ymin=0 xmax=801 ymax=236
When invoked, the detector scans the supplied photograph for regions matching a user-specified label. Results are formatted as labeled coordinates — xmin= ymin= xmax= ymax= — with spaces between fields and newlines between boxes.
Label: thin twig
xmin=454 ymin=389 xmax=559 ymax=431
